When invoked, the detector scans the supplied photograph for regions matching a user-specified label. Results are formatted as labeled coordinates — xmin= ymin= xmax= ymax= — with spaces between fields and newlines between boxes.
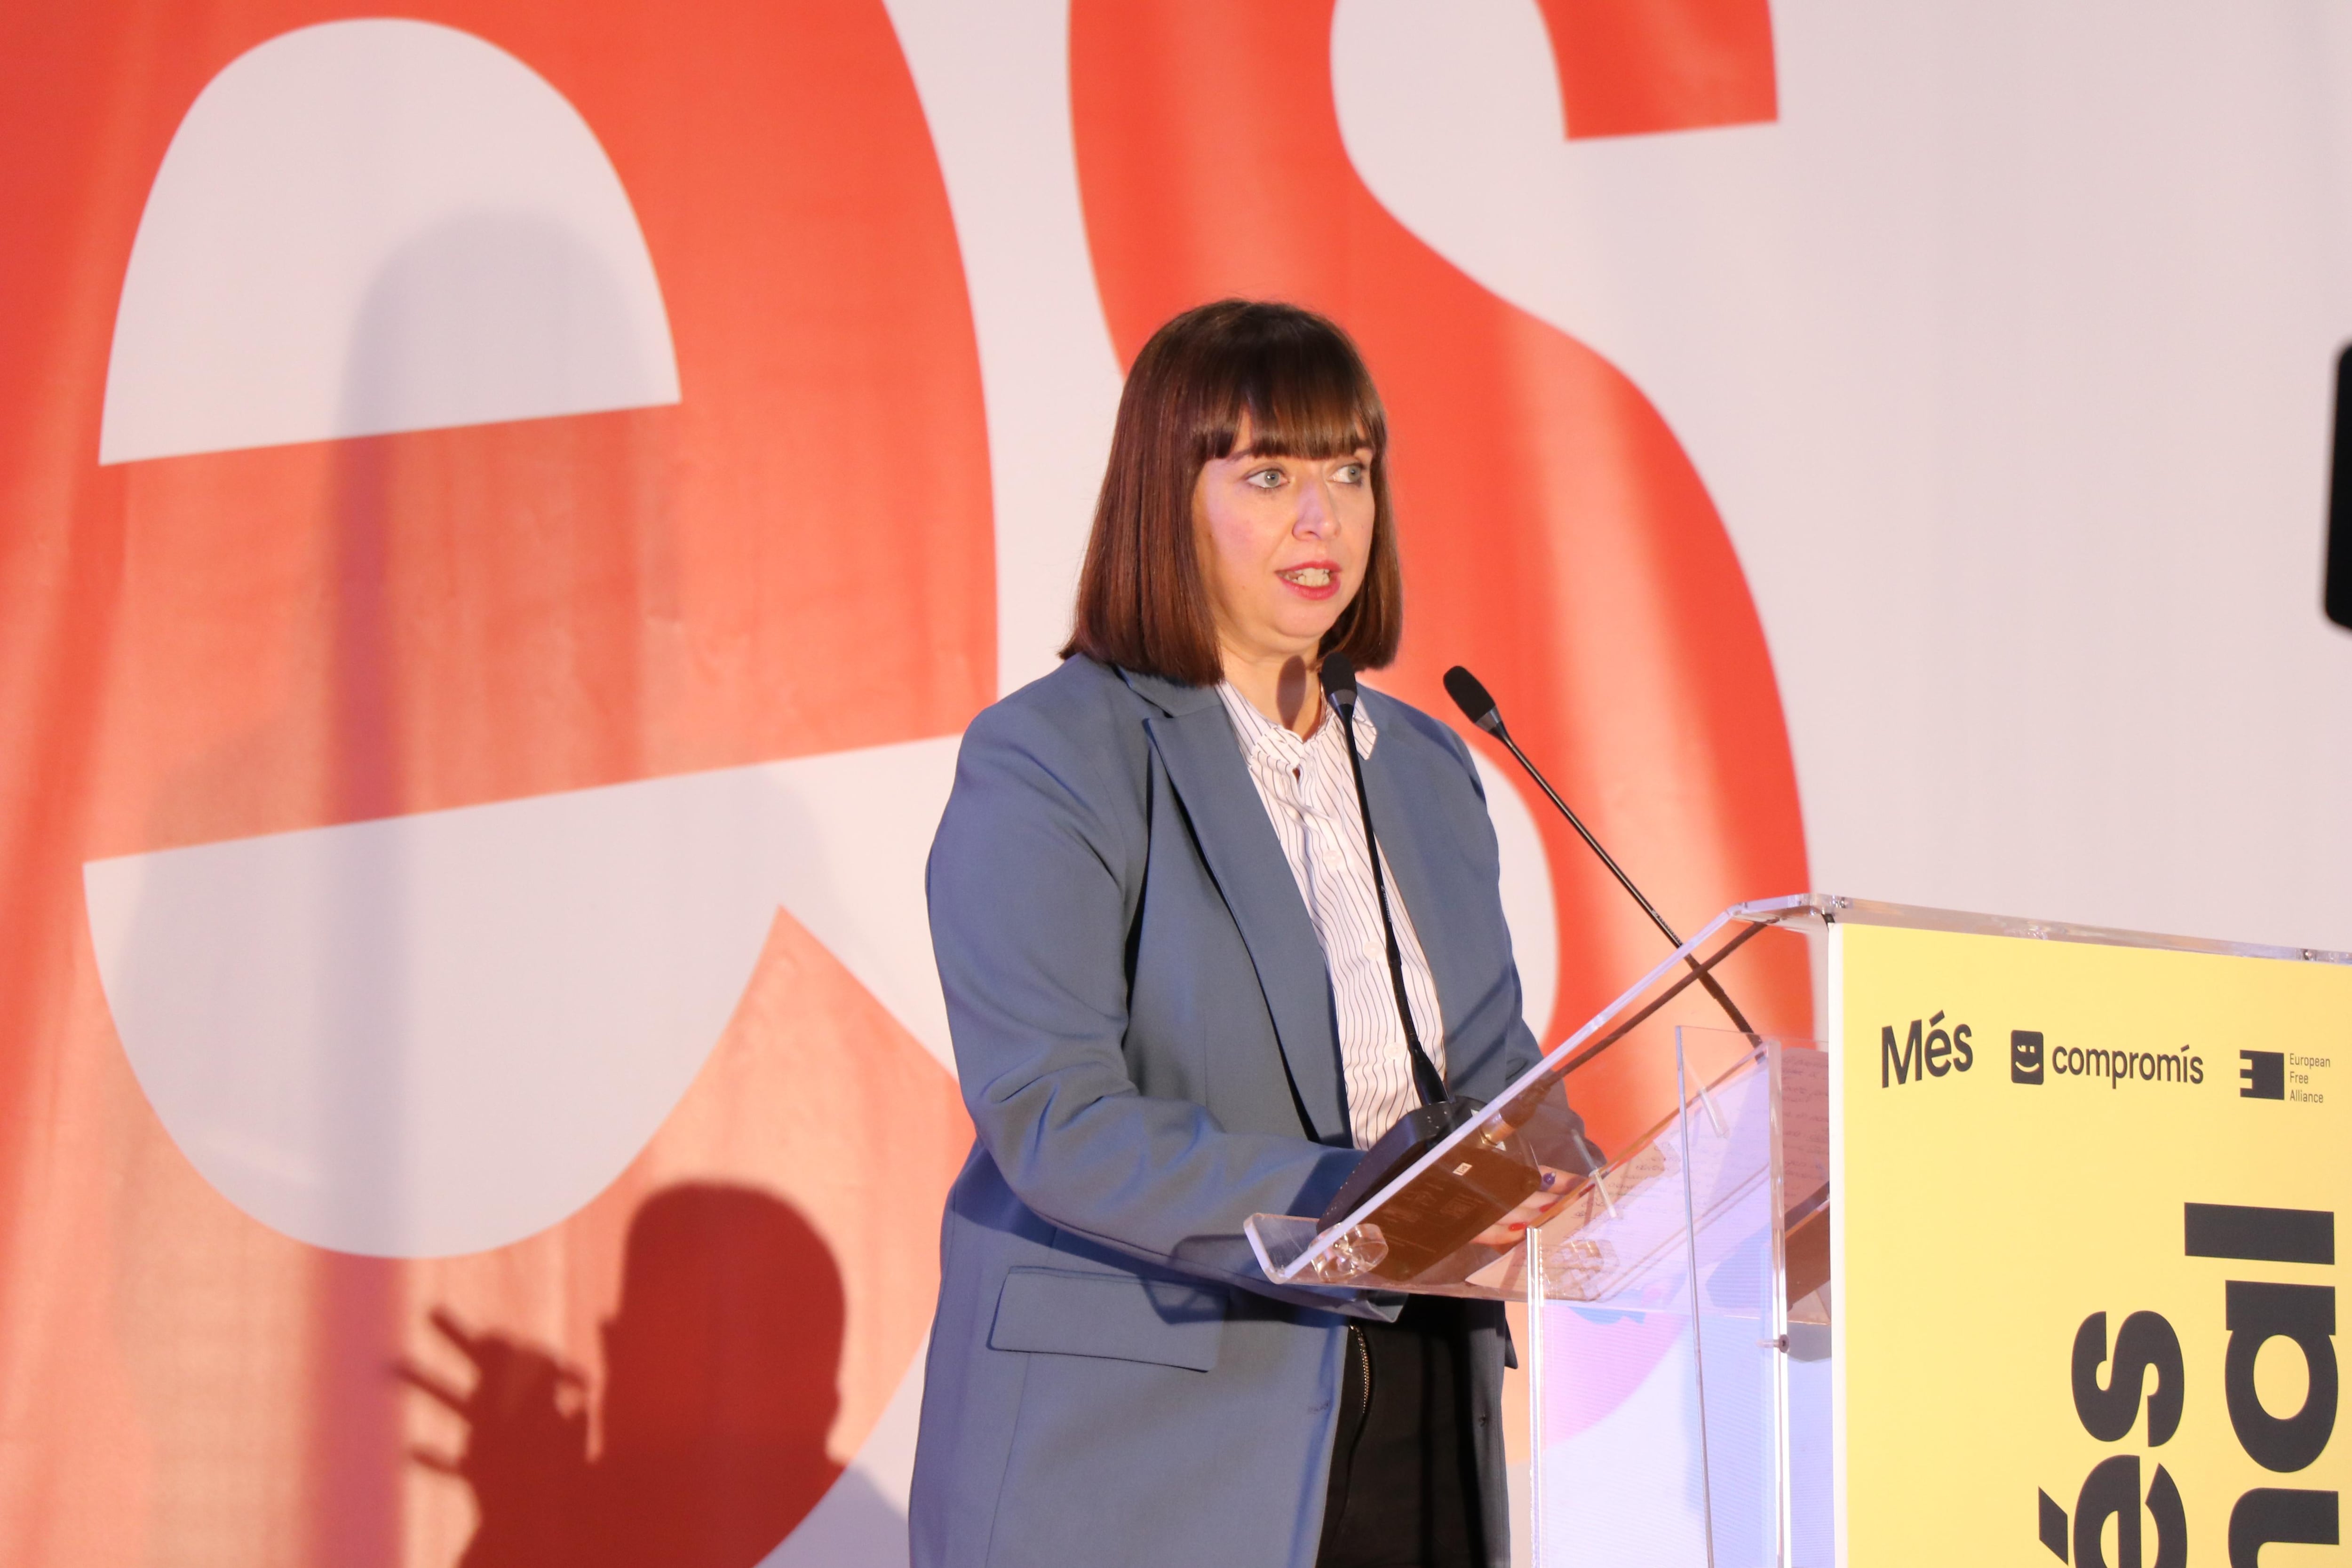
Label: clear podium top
xmin=1244 ymin=894 xmax=2351 ymax=1300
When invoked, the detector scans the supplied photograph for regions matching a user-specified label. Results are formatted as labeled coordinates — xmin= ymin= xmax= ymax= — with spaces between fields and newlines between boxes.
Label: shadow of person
xmin=402 ymin=1183 xmax=847 ymax=1567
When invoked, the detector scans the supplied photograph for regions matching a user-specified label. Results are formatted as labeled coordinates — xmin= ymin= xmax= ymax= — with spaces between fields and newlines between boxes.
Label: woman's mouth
xmin=1278 ymin=564 xmax=1338 ymax=596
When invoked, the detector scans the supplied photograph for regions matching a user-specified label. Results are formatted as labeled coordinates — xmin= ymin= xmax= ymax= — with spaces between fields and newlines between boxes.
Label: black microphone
xmin=1313 ymin=652 xmax=1543 ymax=1275
xmin=1443 ymin=665 xmax=1756 ymax=1038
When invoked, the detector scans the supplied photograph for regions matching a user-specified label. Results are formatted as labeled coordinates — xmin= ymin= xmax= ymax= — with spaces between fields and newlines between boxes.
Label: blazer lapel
xmin=1127 ymin=673 xmax=1348 ymax=1144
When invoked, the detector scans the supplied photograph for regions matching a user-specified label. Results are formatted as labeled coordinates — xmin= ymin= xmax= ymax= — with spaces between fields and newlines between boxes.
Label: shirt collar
xmin=1214 ymin=679 xmax=1377 ymax=764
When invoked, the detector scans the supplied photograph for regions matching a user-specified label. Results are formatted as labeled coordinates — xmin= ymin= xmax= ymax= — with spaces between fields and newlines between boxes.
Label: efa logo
xmin=2036 ymin=1203 xmax=2339 ymax=1568
xmin=1881 ymin=1011 xmax=1975 ymax=1087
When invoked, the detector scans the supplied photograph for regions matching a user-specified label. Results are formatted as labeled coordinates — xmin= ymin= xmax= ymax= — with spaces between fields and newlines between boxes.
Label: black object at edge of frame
xmin=2184 ymin=1201 xmax=2334 ymax=1266
xmin=2327 ymin=343 xmax=2352 ymax=630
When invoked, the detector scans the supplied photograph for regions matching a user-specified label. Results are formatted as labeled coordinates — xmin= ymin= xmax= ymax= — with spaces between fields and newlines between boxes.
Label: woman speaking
xmin=912 ymin=301 xmax=1558 ymax=1568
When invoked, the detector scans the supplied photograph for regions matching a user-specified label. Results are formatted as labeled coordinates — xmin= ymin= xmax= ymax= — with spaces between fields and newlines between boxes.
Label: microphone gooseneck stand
xmin=1323 ymin=654 xmax=1446 ymax=1110
xmin=1311 ymin=654 xmax=1542 ymax=1271
xmin=1441 ymin=665 xmax=1756 ymax=1040
xmin=1301 ymin=658 xmax=1745 ymax=1278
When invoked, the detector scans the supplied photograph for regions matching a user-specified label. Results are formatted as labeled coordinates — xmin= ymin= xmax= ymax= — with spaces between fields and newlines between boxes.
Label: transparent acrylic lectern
xmin=1244 ymin=891 xmax=2264 ymax=1568
xmin=1247 ymin=894 xmax=2352 ymax=1567
xmin=1245 ymin=894 xmax=1834 ymax=1567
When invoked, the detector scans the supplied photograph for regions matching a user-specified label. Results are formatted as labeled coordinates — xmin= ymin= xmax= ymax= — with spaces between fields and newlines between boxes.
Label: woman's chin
xmin=1265 ymin=596 xmax=1352 ymax=643
xmin=1264 ymin=627 xmax=1343 ymax=664
xmin=1217 ymin=600 xmax=1355 ymax=669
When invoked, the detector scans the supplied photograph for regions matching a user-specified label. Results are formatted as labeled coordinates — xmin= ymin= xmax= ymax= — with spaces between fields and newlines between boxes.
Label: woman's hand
xmin=1472 ymin=1165 xmax=1581 ymax=1249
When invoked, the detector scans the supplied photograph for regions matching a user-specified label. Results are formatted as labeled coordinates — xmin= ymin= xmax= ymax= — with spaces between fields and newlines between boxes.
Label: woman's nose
xmin=1293 ymin=481 xmax=1336 ymax=537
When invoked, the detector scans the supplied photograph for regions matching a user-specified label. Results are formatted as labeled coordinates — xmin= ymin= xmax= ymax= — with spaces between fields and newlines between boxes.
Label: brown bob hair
xmin=1062 ymin=299 xmax=1401 ymax=686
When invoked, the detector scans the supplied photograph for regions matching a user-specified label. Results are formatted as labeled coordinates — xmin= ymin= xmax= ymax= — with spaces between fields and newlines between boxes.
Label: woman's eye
xmin=1335 ymin=463 xmax=1366 ymax=484
xmin=1246 ymin=468 xmax=1285 ymax=490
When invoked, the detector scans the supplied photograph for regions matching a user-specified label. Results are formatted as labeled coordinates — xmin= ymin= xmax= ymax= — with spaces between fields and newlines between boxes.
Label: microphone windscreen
xmin=1320 ymin=651 xmax=1359 ymax=709
xmin=1443 ymin=665 xmax=1502 ymax=732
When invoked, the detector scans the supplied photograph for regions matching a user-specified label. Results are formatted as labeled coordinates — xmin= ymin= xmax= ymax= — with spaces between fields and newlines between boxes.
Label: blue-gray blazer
xmin=911 ymin=656 xmax=1541 ymax=1568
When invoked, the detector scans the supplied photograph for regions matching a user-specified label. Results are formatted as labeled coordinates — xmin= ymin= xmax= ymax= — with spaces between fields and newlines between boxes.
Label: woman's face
xmin=1192 ymin=420 xmax=1377 ymax=672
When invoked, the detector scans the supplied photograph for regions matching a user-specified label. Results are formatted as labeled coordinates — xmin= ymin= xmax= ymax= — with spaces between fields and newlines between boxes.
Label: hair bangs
xmin=1198 ymin=323 xmax=1385 ymax=465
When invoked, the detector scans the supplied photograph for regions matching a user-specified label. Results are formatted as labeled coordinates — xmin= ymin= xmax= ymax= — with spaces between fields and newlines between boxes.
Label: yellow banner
xmin=1836 ymin=922 xmax=2346 ymax=1568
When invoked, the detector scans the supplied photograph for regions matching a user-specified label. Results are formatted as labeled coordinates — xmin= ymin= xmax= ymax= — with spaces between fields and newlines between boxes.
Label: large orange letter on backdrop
xmin=0 ymin=1 xmax=984 ymax=1561
xmin=1071 ymin=0 xmax=1811 ymax=1149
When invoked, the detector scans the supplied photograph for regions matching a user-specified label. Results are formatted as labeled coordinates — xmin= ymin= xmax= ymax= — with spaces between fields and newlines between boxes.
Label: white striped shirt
xmin=1216 ymin=680 xmax=1446 ymax=1149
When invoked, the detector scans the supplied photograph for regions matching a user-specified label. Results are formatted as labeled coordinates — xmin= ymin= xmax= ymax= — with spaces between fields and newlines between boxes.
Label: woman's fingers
xmin=1467 ymin=1166 xmax=1582 ymax=1247
xmin=1375 ymin=1160 xmax=1592 ymax=1250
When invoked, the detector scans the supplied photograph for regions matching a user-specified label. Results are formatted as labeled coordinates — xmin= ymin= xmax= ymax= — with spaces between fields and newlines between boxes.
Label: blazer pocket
xmin=986 ymin=1267 xmax=1224 ymax=1372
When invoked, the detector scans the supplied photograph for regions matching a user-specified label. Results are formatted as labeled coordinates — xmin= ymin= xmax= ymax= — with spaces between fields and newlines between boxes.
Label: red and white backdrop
xmin=4 ymin=1 xmax=2350 ymax=1562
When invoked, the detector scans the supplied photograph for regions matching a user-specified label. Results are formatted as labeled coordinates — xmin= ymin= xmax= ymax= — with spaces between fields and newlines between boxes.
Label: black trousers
xmin=1316 ymin=1297 xmax=1486 ymax=1568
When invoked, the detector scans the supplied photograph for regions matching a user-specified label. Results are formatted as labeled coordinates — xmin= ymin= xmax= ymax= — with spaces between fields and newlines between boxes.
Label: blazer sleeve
xmin=927 ymin=696 xmax=1368 ymax=1305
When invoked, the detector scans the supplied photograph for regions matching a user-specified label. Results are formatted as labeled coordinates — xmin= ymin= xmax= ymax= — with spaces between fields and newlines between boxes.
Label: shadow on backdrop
xmin=401 ymin=1183 xmax=848 ymax=1567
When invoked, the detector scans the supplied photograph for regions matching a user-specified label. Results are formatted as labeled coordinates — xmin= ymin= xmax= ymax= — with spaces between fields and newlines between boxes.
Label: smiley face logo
xmin=2014 ymin=1029 xmax=2048 ymax=1085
